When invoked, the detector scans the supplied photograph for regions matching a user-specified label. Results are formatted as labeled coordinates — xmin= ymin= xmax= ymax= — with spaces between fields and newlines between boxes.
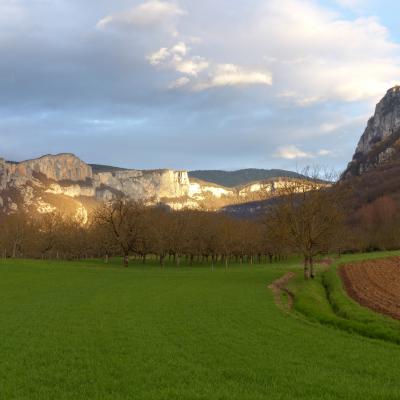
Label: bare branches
xmin=94 ymin=199 xmax=146 ymax=266
xmin=266 ymin=167 xmax=345 ymax=279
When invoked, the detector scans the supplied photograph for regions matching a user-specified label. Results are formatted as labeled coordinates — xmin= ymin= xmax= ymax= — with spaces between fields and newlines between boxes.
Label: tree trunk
xmin=309 ymin=256 xmax=315 ymax=279
xmin=123 ymin=254 xmax=129 ymax=267
xmin=304 ymin=256 xmax=310 ymax=280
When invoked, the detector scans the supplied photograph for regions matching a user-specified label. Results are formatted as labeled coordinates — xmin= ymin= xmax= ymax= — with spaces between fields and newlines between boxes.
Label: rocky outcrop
xmin=0 ymin=154 xmax=197 ymax=215
xmin=0 ymin=153 xmax=312 ymax=217
xmin=343 ymin=86 xmax=400 ymax=178
xmin=94 ymin=169 xmax=190 ymax=202
xmin=9 ymin=153 xmax=93 ymax=182
xmin=355 ymin=87 xmax=400 ymax=156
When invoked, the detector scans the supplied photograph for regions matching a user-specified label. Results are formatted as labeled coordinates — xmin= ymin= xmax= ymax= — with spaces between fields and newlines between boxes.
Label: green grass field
xmin=1 ymin=255 xmax=400 ymax=399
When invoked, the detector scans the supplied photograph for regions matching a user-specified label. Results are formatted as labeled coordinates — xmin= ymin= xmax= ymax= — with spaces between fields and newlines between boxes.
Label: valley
xmin=3 ymin=1 xmax=400 ymax=398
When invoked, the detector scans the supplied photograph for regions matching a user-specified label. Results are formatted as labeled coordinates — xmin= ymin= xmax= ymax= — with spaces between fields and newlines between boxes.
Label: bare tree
xmin=268 ymin=168 xmax=345 ymax=279
xmin=94 ymin=199 xmax=146 ymax=267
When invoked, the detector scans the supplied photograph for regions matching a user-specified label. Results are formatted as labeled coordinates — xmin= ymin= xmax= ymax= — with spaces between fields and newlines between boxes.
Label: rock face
xmin=355 ymin=87 xmax=400 ymax=156
xmin=9 ymin=153 xmax=93 ymax=182
xmin=0 ymin=154 xmax=196 ymax=215
xmin=343 ymin=86 xmax=400 ymax=178
xmin=94 ymin=170 xmax=191 ymax=202
xmin=0 ymin=153 xmax=310 ymax=217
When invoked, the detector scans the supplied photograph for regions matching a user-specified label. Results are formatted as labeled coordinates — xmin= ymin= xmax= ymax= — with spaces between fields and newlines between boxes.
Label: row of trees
xmin=0 ymin=205 xmax=277 ymax=268
xmin=0 ymin=174 xmax=352 ymax=279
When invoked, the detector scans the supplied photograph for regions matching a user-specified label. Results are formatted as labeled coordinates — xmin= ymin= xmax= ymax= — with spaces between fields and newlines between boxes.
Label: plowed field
xmin=340 ymin=257 xmax=400 ymax=320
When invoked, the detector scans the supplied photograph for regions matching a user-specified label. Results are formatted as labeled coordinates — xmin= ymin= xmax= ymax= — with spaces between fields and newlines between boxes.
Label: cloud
xmin=253 ymin=0 xmax=400 ymax=104
xmin=274 ymin=146 xmax=334 ymax=159
xmin=1 ymin=0 xmax=400 ymax=172
xmin=96 ymin=0 xmax=185 ymax=34
xmin=168 ymin=76 xmax=190 ymax=89
xmin=143 ymin=0 xmax=399 ymax=101
xmin=147 ymin=47 xmax=171 ymax=65
xmin=317 ymin=149 xmax=333 ymax=156
xmin=171 ymin=41 xmax=187 ymax=56
xmin=175 ymin=57 xmax=209 ymax=76
xmin=147 ymin=42 xmax=209 ymax=77
xmin=194 ymin=64 xmax=272 ymax=90
xmin=147 ymin=43 xmax=272 ymax=90
xmin=274 ymin=145 xmax=313 ymax=159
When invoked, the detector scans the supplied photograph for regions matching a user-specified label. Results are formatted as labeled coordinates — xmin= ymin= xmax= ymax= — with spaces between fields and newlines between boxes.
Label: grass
xmin=0 ymin=256 xmax=400 ymax=399
xmin=289 ymin=251 xmax=400 ymax=344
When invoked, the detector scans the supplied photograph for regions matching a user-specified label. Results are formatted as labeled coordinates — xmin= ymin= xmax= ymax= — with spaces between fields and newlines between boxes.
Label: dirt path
xmin=268 ymin=272 xmax=296 ymax=312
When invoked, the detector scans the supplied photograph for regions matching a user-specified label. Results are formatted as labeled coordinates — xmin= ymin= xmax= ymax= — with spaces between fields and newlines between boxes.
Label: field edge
xmin=287 ymin=252 xmax=400 ymax=345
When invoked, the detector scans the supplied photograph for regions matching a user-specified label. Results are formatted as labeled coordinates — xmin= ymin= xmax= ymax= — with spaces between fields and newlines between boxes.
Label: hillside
xmin=89 ymin=164 xmax=126 ymax=173
xmin=189 ymin=169 xmax=304 ymax=187
xmin=339 ymin=86 xmax=400 ymax=210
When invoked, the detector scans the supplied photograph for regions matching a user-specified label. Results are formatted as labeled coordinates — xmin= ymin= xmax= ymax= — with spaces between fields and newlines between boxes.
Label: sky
xmin=1 ymin=0 xmax=400 ymax=172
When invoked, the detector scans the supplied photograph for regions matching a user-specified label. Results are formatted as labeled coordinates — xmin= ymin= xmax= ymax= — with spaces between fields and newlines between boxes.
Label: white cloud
xmin=147 ymin=44 xmax=272 ymax=90
xmin=274 ymin=146 xmax=334 ymax=159
xmin=143 ymin=0 xmax=399 ymax=101
xmin=147 ymin=47 xmax=170 ymax=65
xmin=274 ymin=145 xmax=313 ymax=159
xmin=96 ymin=0 xmax=185 ymax=34
xmin=250 ymin=0 xmax=400 ymax=104
xmin=175 ymin=57 xmax=209 ymax=76
xmin=147 ymin=42 xmax=209 ymax=77
xmin=317 ymin=149 xmax=333 ymax=156
xmin=198 ymin=64 xmax=272 ymax=90
xmin=171 ymin=41 xmax=187 ymax=56
xmin=168 ymin=76 xmax=190 ymax=89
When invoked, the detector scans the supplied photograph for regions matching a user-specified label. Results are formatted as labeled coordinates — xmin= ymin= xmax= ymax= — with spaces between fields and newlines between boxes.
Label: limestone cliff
xmin=94 ymin=169 xmax=190 ymax=202
xmin=0 ymin=153 xmax=310 ymax=217
xmin=9 ymin=153 xmax=93 ymax=182
xmin=343 ymin=86 xmax=400 ymax=178
xmin=0 ymin=154 xmax=196 ymax=215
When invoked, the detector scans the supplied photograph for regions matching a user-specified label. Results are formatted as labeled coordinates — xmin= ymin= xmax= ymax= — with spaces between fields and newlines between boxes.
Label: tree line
xmin=1 ymin=173 xmax=398 ymax=279
xmin=0 ymin=204 xmax=275 ymax=268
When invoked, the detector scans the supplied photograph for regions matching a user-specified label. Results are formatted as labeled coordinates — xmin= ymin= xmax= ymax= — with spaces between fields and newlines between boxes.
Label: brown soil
xmin=340 ymin=257 xmax=400 ymax=320
xmin=268 ymin=272 xmax=295 ymax=312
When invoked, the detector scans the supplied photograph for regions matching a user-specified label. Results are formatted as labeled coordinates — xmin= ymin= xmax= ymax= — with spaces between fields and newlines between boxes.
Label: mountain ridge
xmin=0 ymin=154 xmax=310 ymax=218
xmin=189 ymin=168 xmax=305 ymax=187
